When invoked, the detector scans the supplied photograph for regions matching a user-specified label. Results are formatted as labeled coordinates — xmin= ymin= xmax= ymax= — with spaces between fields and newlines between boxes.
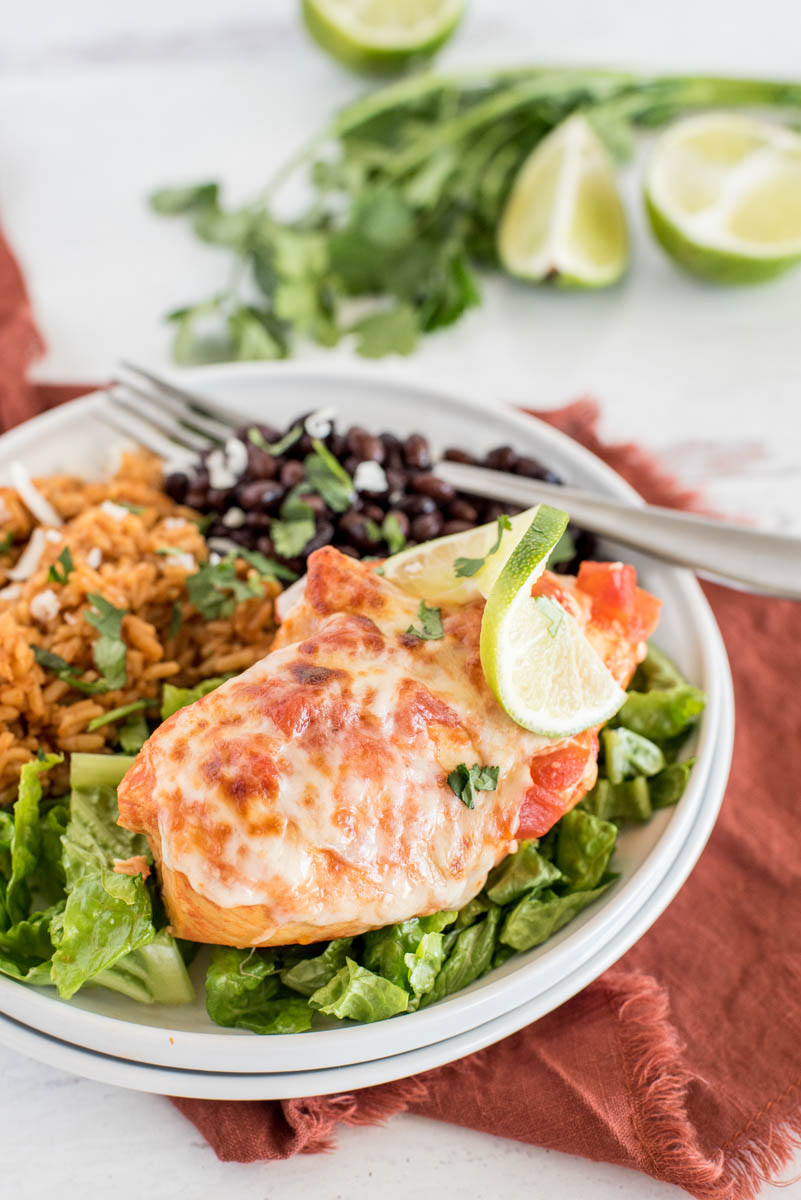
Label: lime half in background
xmin=645 ymin=112 xmax=801 ymax=284
xmin=480 ymin=510 xmax=626 ymax=739
xmin=301 ymin=0 xmax=466 ymax=74
xmin=497 ymin=114 xmax=629 ymax=289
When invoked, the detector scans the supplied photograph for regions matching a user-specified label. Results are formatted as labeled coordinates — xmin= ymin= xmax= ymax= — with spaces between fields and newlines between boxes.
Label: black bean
xmin=385 ymin=509 xmax=410 ymax=538
xmin=399 ymin=494 xmax=436 ymax=517
xmin=482 ymin=501 xmax=506 ymax=523
xmin=515 ymin=455 xmax=548 ymax=479
xmin=448 ymin=498 xmax=479 ymax=523
xmin=542 ymin=468 xmax=563 ymax=485
xmin=346 ymin=426 xmax=385 ymax=463
xmin=411 ymin=512 xmax=443 ymax=541
xmin=336 ymin=545 xmax=360 ymax=559
xmin=443 ymin=447 xmax=476 ymax=465
xmin=280 ymin=460 xmax=306 ymax=489
xmin=484 ymin=445 xmax=519 ymax=472
xmin=328 ymin=432 xmax=347 ymax=459
xmin=207 ymin=521 xmax=229 ymax=540
xmin=237 ymin=480 xmax=284 ymax=510
xmin=164 ymin=471 xmax=189 ymax=503
xmin=385 ymin=468 xmax=407 ymax=494
xmin=226 ymin=529 xmax=253 ymax=548
xmin=304 ymin=520 xmax=335 ymax=553
xmin=245 ymin=512 xmax=272 ymax=531
xmin=342 ymin=455 xmax=362 ymax=477
xmin=301 ymin=493 xmax=328 ymax=516
xmin=413 ymin=473 xmax=456 ymax=504
xmin=337 ymin=512 xmax=375 ymax=551
xmin=206 ymin=487 xmax=235 ymax=511
xmin=246 ymin=445 xmax=279 ymax=480
xmin=362 ymin=504 xmax=385 ymax=523
xmin=256 ymin=535 xmax=276 ymax=557
xmin=185 ymin=486 xmax=210 ymax=510
xmin=296 ymin=433 xmax=315 ymax=457
xmin=441 ymin=519 xmax=474 ymax=536
xmin=238 ymin=422 xmax=281 ymax=445
xmin=403 ymin=433 xmax=431 ymax=470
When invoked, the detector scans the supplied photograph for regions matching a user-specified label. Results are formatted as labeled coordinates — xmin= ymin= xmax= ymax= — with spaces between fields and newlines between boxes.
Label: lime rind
xmin=301 ymin=0 xmax=465 ymax=74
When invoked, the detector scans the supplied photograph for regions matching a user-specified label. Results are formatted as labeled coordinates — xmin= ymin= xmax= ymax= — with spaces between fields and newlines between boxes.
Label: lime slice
xmin=383 ymin=505 xmax=554 ymax=606
xmin=497 ymin=114 xmax=629 ymax=288
xmin=645 ymin=113 xmax=801 ymax=283
xmin=480 ymin=516 xmax=625 ymax=738
xmin=301 ymin=0 xmax=465 ymax=74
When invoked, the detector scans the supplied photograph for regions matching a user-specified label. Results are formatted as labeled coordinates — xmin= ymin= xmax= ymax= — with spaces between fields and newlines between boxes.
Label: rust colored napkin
xmin=3 ymin=230 xmax=801 ymax=1200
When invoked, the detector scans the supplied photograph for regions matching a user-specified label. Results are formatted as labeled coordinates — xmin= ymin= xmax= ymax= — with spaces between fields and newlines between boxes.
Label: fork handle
xmin=434 ymin=461 xmax=801 ymax=600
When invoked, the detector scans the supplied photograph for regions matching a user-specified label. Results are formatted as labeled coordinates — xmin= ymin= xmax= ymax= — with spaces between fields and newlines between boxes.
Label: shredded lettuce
xmin=206 ymin=946 xmax=313 ymax=1033
xmin=160 ymin=676 xmax=229 ymax=720
xmin=309 ymin=958 xmax=410 ymax=1022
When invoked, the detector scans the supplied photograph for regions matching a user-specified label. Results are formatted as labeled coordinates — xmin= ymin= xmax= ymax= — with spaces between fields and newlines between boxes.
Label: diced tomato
xmin=517 ymin=731 xmax=598 ymax=838
xmin=577 ymin=561 xmax=661 ymax=642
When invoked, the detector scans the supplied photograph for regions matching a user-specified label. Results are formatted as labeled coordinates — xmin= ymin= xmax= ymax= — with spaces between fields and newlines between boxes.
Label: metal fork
xmin=103 ymin=362 xmax=801 ymax=600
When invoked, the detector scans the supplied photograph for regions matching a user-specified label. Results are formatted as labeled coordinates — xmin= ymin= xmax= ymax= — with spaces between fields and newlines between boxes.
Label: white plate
xmin=0 ymin=645 xmax=733 ymax=1099
xmin=0 ymin=363 xmax=732 ymax=1075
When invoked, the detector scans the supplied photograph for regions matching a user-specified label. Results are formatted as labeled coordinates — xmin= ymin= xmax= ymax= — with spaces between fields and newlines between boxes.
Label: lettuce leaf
xmin=631 ymin=643 xmax=686 ymax=692
xmin=485 ymin=840 xmax=562 ymax=906
xmin=280 ymin=937 xmax=353 ymax=997
xmin=309 ymin=958 xmax=409 ymax=1022
xmin=206 ymin=946 xmax=312 ymax=1033
xmin=614 ymin=685 xmax=706 ymax=741
xmin=420 ymin=905 xmax=502 ymax=1008
xmin=363 ymin=910 xmax=457 ymax=990
xmin=404 ymin=930 xmax=447 ymax=1001
xmin=5 ymin=754 xmax=63 ymax=925
xmin=92 ymin=929 xmax=195 ymax=1004
xmin=500 ymin=882 xmax=613 ymax=952
xmin=160 ymin=676 xmax=229 ymax=721
xmin=650 ymin=759 xmax=696 ymax=809
xmin=555 ymin=808 xmax=618 ymax=891
xmin=582 ymin=776 xmax=652 ymax=822
xmin=602 ymin=727 xmax=665 ymax=783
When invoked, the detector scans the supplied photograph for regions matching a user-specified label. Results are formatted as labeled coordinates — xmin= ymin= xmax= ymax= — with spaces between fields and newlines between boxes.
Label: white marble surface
xmin=2 ymin=2 xmax=801 ymax=1197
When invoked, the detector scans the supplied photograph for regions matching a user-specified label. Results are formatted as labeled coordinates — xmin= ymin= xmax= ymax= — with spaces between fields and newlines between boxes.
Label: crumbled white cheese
xmin=0 ymin=583 xmax=21 ymax=601
xmin=224 ymin=437 xmax=248 ymax=478
xmin=63 ymin=612 xmax=78 ymax=626
xmin=87 ymin=547 xmax=102 ymax=569
xmin=208 ymin=536 xmax=241 ymax=558
xmin=45 ymin=529 xmax=62 ymax=543
xmin=8 ymin=528 xmax=48 ymax=581
xmin=164 ymin=552 xmax=196 ymax=573
xmin=221 ymin=507 xmax=246 ymax=529
xmin=100 ymin=500 xmax=129 ymax=522
xmin=304 ymin=407 xmax=337 ymax=439
xmin=10 ymin=461 xmax=63 ymax=527
xmin=29 ymin=589 xmax=61 ymax=624
xmin=206 ymin=449 xmax=236 ymax=491
xmin=163 ymin=517 xmax=188 ymax=530
xmin=209 ymin=551 xmax=222 ymax=566
xmin=353 ymin=461 xmax=388 ymax=494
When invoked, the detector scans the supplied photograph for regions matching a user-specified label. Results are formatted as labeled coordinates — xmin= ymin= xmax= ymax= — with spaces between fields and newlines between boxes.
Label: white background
xmin=2 ymin=2 xmax=801 ymax=1197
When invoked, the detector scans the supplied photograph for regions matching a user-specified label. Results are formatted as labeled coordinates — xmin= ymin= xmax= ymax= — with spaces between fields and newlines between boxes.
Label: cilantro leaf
xmin=382 ymin=513 xmax=407 ymax=555
xmin=247 ymin=425 xmax=302 ymax=456
xmin=447 ymin=763 xmax=500 ymax=810
xmin=406 ymin=600 xmax=444 ymax=641
xmin=0 ymin=532 xmax=15 ymax=555
xmin=304 ymin=439 xmax=354 ymax=513
xmin=85 ymin=594 xmax=128 ymax=691
xmin=269 ymin=494 xmax=316 ymax=559
xmin=30 ymin=646 xmax=108 ymax=695
xmin=234 ymin=546 xmax=299 ymax=582
xmin=534 ymin=594 xmax=564 ymax=638
xmin=117 ymin=713 xmax=150 ymax=754
xmin=48 ymin=546 xmax=74 ymax=585
xmin=167 ymin=602 xmax=183 ymax=640
xmin=186 ymin=558 xmax=263 ymax=621
xmin=149 ymin=182 xmax=219 ymax=215
xmin=351 ymin=304 xmax=419 ymax=359
xmin=454 ymin=514 xmax=512 ymax=578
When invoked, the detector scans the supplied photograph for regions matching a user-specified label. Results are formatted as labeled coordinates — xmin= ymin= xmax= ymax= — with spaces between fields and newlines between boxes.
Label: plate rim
xmin=0 ymin=361 xmax=732 ymax=1072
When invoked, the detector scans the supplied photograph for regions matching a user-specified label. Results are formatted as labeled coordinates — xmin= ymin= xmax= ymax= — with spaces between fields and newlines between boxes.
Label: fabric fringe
xmin=287 ymin=1077 xmax=429 ymax=1154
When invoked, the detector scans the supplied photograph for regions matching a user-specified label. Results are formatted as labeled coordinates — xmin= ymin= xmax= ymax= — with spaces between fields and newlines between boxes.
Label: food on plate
xmin=0 ymin=410 xmax=706 ymax=1030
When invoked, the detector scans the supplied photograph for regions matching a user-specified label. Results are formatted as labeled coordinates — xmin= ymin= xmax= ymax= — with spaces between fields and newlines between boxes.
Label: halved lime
xmin=497 ymin=114 xmax=629 ymax=288
xmin=301 ymin=0 xmax=465 ymax=74
xmin=645 ymin=113 xmax=801 ymax=283
xmin=480 ymin=516 xmax=625 ymax=738
xmin=382 ymin=505 xmax=556 ymax=606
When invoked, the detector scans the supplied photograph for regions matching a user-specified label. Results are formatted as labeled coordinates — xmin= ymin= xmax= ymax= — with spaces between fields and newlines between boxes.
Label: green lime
xmin=382 ymin=505 xmax=545 ymax=606
xmin=645 ymin=112 xmax=801 ymax=283
xmin=301 ymin=0 xmax=466 ymax=74
xmin=497 ymin=114 xmax=629 ymax=288
xmin=480 ymin=507 xmax=625 ymax=738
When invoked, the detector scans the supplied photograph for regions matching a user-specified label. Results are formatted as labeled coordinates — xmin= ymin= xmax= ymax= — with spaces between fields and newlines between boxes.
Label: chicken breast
xmin=116 ymin=547 xmax=659 ymax=947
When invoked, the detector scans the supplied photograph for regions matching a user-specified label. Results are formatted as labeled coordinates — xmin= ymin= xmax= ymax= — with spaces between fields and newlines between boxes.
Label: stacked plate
xmin=0 ymin=365 xmax=734 ymax=1099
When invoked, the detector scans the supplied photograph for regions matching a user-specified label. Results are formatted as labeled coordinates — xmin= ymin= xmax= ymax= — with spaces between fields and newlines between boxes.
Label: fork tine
xmin=118 ymin=361 xmax=241 ymax=429
xmin=116 ymin=378 xmax=231 ymax=444
xmin=109 ymin=388 xmax=209 ymax=454
xmin=96 ymin=403 xmax=196 ymax=467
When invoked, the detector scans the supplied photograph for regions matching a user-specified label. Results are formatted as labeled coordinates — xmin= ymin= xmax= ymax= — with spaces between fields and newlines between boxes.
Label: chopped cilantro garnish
xmin=47 ymin=546 xmax=74 ymax=585
xmin=186 ymin=557 xmax=263 ymax=620
xmin=454 ymin=515 xmax=512 ymax=579
xmin=382 ymin=513 xmax=407 ymax=555
xmin=87 ymin=699 xmax=148 ymax=733
xmin=534 ymin=594 xmax=564 ymax=637
xmin=248 ymin=425 xmax=302 ymax=455
xmin=85 ymin=594 xmax=128 ymax=691
xmin=235 ymin=546 xmax=299 ymax=582
xmin=117 ymin=712 xmax=150 ymax=754
xmin=406 ymin=600 xmax=443 ymax=641
xmin=304 ymin=439 xmax=354 ymax=513
xmin=364 ymin=518 xmax=383 ymax=544
xmin=270 ymin=493 xmax=316 ymax=559
xmin=447 ymin=763 xmax=500 ymax=810
xmin=115 ymin=501 xmax=145 ymax=515
xmin=156 ymin=546 xmax=185 ymax=556
xmin=30 ymin=645 xmax=108 ymax=694
xmin=0 ymin=532 xmax=15 ymax=555
xmin=168 ymin=602 xmax=183 ymax=639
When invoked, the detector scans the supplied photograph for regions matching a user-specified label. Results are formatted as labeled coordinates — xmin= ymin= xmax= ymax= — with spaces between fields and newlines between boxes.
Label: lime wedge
xmin=645 ymin=113 xmax=801 ymax=283
xmin=382 ymin=505 xmax=559 ymax=606
xmin=480 ymin=516 xmax=625 ymax=738
xmin=301 ymin=0 xmax=465 ymax=74
xmin=497 ymin=114 xmax=629 ymax=288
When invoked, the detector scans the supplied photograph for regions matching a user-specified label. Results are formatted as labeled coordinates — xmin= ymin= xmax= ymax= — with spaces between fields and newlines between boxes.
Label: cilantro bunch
xmin=151 ymin=67 xmax=801 ymax=361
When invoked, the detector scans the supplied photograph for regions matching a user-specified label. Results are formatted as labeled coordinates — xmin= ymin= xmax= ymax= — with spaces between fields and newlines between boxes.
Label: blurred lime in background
xmin=301 ymin=0 xmax=466 ymax=73
xmin=645 ymin=112 xmax=801 ymax=283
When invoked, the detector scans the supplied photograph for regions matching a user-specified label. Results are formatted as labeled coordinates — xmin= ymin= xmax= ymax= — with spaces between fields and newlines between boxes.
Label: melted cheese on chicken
xmin=116 ymin=547 xmax=657 ymax=946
